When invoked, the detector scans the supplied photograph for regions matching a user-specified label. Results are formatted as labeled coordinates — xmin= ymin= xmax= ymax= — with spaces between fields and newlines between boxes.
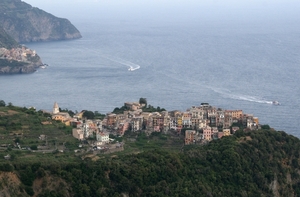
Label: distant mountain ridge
xmin=0 ymin=0 xmax=82 ymax=43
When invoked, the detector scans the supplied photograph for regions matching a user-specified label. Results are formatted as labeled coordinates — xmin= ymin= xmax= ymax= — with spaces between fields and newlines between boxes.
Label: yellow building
xmin=225 ymin=110 xmax=243 ymax=120
xmin=177 ymin=115 xmax=182 ymax=127
xmin=74 ymin=111 xmax=84 ymax=120
xmin=51 ymin=102 xmax=71 ymax=125
xmin=253 ymin=117 xmax=259 ymax=125
xmin=223 ymin=129 xmax=231 ymax=136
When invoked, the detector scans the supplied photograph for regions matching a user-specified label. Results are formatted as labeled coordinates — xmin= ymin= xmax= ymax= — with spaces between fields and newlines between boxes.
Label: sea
xmin=0 ymin=8 xmax=299 ymax=137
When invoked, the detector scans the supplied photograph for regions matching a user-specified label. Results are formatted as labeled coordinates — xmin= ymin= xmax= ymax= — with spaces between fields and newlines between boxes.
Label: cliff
xmin=0 ymin=0 xmax=82 ymax=43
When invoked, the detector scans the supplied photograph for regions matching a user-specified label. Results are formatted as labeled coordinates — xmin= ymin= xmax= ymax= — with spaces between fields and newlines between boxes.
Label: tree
xmin=83 ymin=110 xmax=95 ymax=119
xmin=15 ymin=137 xmax=21 ymax=144
xmin=261 ymin=125 xmax=271 ymax=130
xmin=60 ymin=108 xmax=75 ymax=117
xmin=0 ymin=100 xmax=5 ymax=107
xmin=30 ymin=145 xmax=38 ymax=150
xmin=113 ymin=105 xmax=129 ymax=114
xmin=94 ymin=111 xmax=105 ymax=120
xmin=139 ymin=98 xmax=147 ymax=107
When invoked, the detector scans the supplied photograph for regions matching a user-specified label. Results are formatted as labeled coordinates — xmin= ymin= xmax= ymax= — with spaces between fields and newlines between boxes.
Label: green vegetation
xmin=123 ymin=131 xmax=183 ymax=154
xmin=82 ymin=110 xmax=95 ymax=119
xmin=261 ymin=124 xmax=271 ymax=130
xmin=59 ymin=108 xmax=75 ymax=117
xmin=1 ymin=102 xmax=300 ymax=196
xmin=81 ymin=110 xmax=105 ymax=120
xmin=113 ymin=105 xmax=130 ymax=114
xmin=0 ymin=26 xmax=18 ymax=49
xmin=0 ymin=100 xmax=5 ymax=107
xmin=139 ymin=97 xmax=147 ymax=106
xmin=0 ymin=103 xmax=80 ymax=164
xmin=26 ymin=53 xmax=40 ymax=62
xmin=142 ymin=104 xmax=166 ymax=113
xmin=94 ymin=111 xmax=106 ymax=120
xmin=0 ymin=59 xmax=29 ymax=68
xmin=113 ymin=103 xmax=166 ymax=114
xmin=1 ymin=129 xmax=300 ymax=196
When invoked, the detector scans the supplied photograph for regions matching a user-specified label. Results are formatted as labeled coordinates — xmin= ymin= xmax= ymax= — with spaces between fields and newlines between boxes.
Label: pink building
xmin=203 ymin=126 xmax=212 ymax=141
xmin=185 ymin=130 xmax=196 ymax=145
xmin=218 ymin=132 xmax=224 ymax=139
xmin=118 ymin=121 xmax=129 ymax=136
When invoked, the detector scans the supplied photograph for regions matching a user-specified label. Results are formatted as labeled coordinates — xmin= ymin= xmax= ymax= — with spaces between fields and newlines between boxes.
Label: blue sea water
xmin=0 ymin=18 xmax=299 ymax=137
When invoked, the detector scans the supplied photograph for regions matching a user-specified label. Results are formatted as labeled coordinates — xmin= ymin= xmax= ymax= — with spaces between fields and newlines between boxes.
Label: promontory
xmin=0 ymin=0 xmax=82 ymax=43
xmin=0 ymin=0 xmax=82 ymax=74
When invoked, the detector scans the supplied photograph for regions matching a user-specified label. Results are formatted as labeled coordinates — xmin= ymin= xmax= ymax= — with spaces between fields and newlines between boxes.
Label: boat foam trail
xmin=99 ymin=54 xmax=140 ymax=71
xmin=209 ymin=87 xmax=273 ymax=104
xmin=75 ymin=46 xmax=141 ymax=70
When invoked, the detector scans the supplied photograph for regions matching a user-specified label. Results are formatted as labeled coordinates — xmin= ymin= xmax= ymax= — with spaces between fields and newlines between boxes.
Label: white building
xmin=53 ymin=102 xmax=60 ymax=114
xmin=96 ymin=132 xmax=109 ymax=143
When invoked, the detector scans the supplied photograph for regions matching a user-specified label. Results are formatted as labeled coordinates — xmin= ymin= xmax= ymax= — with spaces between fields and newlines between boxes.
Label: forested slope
xmin=1 ymin=128 xmax=300 ymax=196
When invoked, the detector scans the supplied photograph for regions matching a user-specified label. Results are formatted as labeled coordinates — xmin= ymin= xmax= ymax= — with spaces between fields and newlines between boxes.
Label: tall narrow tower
xmin=53 ymin=102 xmax=59 ymax=114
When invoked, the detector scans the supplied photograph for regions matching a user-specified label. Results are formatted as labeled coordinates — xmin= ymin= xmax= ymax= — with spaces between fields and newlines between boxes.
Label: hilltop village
xmin=51 ymin=99 xmax=260 ymax=148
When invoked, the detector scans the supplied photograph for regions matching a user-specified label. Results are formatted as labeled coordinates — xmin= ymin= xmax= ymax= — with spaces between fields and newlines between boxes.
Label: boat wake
xmin=73 ymin=46 xmax=141 ymax=71
xmin=128 ymin=65 xmax=140 ymax=71
xmin=209 ymin=87 xmax=275 ymax=105
xmin=102 ymin=55 xmax=140 ymax=71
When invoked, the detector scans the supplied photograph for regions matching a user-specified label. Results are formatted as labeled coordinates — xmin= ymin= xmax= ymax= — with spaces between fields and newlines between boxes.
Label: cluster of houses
xmin=0 ymin=46 xmax=37 ymax=62
xmin=51 ymin=101 xmax=260 ymax=146
xmin=51 ymin=102 xmax=109 ymax=146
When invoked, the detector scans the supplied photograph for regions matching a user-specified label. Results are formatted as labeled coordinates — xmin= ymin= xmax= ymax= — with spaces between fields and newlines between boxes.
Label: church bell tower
xmin=53 ymin=102 xmax=59 ymax=114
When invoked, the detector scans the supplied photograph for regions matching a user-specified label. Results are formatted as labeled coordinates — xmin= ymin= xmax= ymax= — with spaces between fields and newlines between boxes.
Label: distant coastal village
xmin=0 ymin=46 xmax=37 ymax=62
xmin=50 ymin=98 xmax=261 ymax=148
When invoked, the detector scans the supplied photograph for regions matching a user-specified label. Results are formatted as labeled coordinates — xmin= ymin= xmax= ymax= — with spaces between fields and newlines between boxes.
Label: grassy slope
xmin=0 ymin=105 xmax=79 ymax=163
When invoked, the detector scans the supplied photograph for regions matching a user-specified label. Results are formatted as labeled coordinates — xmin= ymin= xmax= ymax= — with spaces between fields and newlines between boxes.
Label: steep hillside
xmin=0 ymin=0 xmax=81 ymax=43
xmin=1 ymin=128 xmax=300 ymax=196
xmin=0 ymin=172 xmax=26 ymax=196
xmin=0 ymin=26 xmax=18 ymax=49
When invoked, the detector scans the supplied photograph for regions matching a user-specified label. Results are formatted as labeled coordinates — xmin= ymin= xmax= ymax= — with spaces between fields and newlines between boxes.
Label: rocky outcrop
xmin=0 ymin=0 xmax=82 ymax=43
xmin=0 ymin=46 xmax=43 ymax=74
xmin=0 ymin=172 xmax=26 ymax=197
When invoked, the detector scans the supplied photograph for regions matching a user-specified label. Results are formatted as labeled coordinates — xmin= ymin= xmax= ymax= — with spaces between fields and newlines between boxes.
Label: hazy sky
xmin=23 ymin=0 xmax=300 ymax=24
xmin=22 ymin=0 xmax=300 ymax=9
